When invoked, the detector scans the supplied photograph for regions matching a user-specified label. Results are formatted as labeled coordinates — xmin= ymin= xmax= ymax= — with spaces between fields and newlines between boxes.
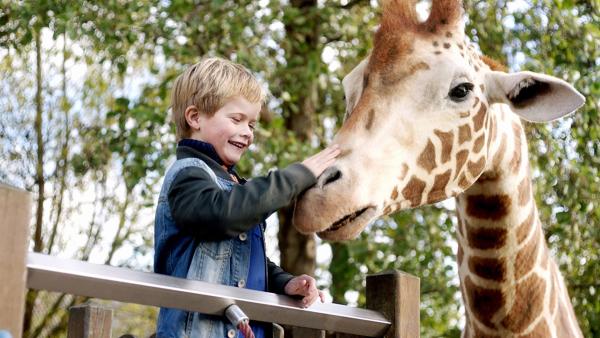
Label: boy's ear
xmin=484 ymin=71 xmax=585 ymax=122
xmin=184 ymin=106 xmax=202 ymax=130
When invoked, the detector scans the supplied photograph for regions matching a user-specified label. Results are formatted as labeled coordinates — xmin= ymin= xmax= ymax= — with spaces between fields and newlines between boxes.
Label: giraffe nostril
xmin=319 ymin=167 xmax=342 ymax=188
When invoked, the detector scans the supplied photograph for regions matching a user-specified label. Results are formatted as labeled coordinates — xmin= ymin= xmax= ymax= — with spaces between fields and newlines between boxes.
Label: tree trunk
xmin=278 ymin=0 xmax=320 ymax=278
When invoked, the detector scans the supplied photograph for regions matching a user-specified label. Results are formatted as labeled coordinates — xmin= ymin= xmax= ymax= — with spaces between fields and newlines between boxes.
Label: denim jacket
xmin=154 ymin=146 xmax=316 ymax=338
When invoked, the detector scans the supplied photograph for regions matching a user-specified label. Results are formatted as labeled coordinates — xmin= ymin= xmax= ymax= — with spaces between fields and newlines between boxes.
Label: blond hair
xmin=170 ymin=57 xmax=265 ymax=141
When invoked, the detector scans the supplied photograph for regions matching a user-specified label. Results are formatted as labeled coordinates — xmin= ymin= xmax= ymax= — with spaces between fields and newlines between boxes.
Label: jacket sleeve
xmin=267 ymin=258 xmax=294 ymax=294
xmin=168 ymin=163 xmax=316 ymax=238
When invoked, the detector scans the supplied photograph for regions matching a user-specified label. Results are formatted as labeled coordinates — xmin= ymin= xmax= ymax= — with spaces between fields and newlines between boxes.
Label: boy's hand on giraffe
xmin=284 ymin=274 xmax=325 ymax=308
xmin=302 ymin=144 xmax=340 ymax=178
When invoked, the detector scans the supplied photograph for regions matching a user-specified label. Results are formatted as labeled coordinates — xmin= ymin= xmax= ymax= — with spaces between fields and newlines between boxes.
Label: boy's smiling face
xmin=188 ymin=96 xmax=260 ymax=166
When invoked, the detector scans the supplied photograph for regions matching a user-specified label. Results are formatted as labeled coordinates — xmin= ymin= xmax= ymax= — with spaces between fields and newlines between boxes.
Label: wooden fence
xmin=0 ymin=183 xmax=420 ymax=338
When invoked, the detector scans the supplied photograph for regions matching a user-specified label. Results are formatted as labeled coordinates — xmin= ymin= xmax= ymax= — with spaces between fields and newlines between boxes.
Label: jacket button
xmin=227 ymin=329 xmax=236 ymax=338
xmin=237 ymin=279 xmax=246 ymax=288
xmin=239 ymin=233 xmax=247 ymax=241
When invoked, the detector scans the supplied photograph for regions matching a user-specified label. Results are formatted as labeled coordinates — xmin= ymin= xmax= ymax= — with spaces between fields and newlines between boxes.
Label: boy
xmin=154 ymin=57 xmax=339 ymax=338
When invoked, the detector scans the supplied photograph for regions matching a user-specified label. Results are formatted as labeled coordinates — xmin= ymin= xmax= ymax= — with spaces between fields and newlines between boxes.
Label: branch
xmin=47 ymin=32 xmax=71 ymax=255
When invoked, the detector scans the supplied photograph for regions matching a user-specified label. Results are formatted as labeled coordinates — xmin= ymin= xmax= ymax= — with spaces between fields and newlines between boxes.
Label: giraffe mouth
xmin=319 ymin=206 xmax=373 ymax=235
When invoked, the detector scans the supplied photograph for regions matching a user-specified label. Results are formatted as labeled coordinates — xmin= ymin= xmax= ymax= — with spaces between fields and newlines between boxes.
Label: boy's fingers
xmin=315 ymin=290 xmax=324 ymax=303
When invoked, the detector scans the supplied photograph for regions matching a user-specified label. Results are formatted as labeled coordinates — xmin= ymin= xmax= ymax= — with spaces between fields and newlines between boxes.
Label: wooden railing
xmin=0 ymin=183 xmax=420 ymax=338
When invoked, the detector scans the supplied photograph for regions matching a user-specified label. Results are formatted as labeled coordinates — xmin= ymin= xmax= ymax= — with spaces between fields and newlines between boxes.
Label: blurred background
xmin=0 ymin=0 xmax=598 ymax=337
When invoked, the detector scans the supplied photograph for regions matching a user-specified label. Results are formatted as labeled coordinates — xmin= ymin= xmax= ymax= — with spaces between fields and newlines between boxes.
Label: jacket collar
xmin=176 ymin=139 xmax=244 ymax=183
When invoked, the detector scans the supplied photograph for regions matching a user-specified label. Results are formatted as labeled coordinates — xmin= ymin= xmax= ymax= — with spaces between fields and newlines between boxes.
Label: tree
xmin=1 ymin=0 xmax=597 ymax=336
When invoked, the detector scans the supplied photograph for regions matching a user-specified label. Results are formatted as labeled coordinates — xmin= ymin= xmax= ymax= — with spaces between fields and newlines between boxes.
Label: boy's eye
xmin=249 ymin=124 xmax=256 ymax=130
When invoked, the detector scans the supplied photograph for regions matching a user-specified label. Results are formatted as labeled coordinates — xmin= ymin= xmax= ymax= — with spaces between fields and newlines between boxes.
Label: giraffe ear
xmin=484 ymin=71 xmax=585 ymax=122
xmin=342 ymin=57 xmax=369 ymax=120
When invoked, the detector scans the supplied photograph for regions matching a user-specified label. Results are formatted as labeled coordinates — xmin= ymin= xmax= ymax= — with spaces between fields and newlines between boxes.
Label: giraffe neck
xmin=454 ymin=106 xmax=582 ymax=338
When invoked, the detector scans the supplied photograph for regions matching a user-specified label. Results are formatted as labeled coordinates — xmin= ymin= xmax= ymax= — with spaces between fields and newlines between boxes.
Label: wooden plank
xmin=67 ymin=303 xmax=112 ymax=338
xmin=366 ymin=271 xmax=420 ymax=338
xmin=0 ymin=184 xmax=31 ymax=338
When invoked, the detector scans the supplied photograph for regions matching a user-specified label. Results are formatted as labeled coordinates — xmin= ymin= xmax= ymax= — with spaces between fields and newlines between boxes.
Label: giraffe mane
xmin=480 ymin=55 xmax=508 ymax=72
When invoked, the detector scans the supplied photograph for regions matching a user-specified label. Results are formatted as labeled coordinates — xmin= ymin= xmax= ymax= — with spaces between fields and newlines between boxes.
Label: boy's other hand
xmin=284 ymin=274 xmax=325 ymax=308
xmin=302 ymin=144 xmax=340 ymax=178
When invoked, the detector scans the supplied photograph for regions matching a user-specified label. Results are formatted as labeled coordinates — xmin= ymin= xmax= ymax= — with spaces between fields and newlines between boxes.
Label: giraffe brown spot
xmin=458 ymin=43 xmax=464 ymax=50
xmin=520 ymin=319 xmax=550 ymax=338
xmin=459 ymin=124 xmax=472 ymax=144
xmin=391 ymin=186 xmax=399 ymax=200
xmin=383 ymin=205 xmax=392 ymax=214
xmin=473 ymin=134 xmax=485 ymax=153
xmin=466 ymin=226 xmax=507 ymax=250
xmin=455 ymin=150 xmax=469 ymax=179
xmin=478 ymin=170 xmax=500 ymax=182
xmin=365 ymin=108 xmax=375 ymax=130
xmin=434 ymin=129 xmax=454 ymax=163
xmin=473 ymin=104 xmax=487 ymax=131
xmin=446 ymin=31 xmax=452 ymax=38
xmin=457 ymin=245 xmax=464 ymax=266
xmin=472 ymin=97 xmax=480 ymax=108
xmin=515 ymin=226 xmax=540 ymax=280
xmin=433 ymin=41 xmax=439 ymax=47
xmin=518 ymin=177 xmax=531 ymax=206
xmin=474 ymin=65 xmax=479 ymax=72
xmin=458 ymin=173 xmax=471 ymax=189
xmin=492 ymin=135 xmax=507 ymax=169
xmin=465 ymin=276 xmax=505 ymax=329
xmin=501 ymin=274 xmax=545 ymax=333
xmin=427 ymin=169 xmax=451 ymax=204
xmin=516 ymin=206 xmax=535 ymax=244
xmin=468 ymin=156 xmax=485 ymax=178
xmin=402 ymin=176 xmax=426 ymax=207
xmin=417 ymin=140 xmax=437 ymax=173
xmin=466 ymin=194 xmax=511 ymax=221
xmin=469 ymin=256 xmax=506 ymax=282
xmin=480 ymin=84 xmax=485 ymax=92
xmin=443 ymin=42 xmax=451 ymax=49
xmin=460 ymin=111 xmax=470 ymax=118
xmin=434 ymin=51 xmax=442 ymax=55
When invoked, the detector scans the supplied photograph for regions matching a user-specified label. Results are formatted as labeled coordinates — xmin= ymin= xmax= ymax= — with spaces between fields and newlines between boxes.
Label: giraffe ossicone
xmin=292 ymin=0 xmax=585 ymax=336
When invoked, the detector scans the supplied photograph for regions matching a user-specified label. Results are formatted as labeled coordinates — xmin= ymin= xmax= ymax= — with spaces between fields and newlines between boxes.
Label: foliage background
xmin=0 ymin=0 xmax=597 ymax=337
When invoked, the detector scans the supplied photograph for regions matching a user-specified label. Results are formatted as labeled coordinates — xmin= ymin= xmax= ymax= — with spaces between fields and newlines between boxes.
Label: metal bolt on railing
xmin=225 ymin=305 xmax=254 ymax=338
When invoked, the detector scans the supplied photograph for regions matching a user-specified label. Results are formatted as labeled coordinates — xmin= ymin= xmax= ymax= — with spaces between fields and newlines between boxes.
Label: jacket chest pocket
xmin=199 ymin=240 xmax=233 ymax=260
xmin=187 ymin=240 xmax=234 ymax=284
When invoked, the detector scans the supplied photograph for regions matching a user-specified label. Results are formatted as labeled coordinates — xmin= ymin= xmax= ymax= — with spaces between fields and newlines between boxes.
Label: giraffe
xmin=292 ymin=0 xmax=585 ymax=337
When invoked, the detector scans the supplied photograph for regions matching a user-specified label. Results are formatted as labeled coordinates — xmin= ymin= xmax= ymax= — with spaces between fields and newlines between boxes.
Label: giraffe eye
xmin=449 ymin=82 xmax=474 ymax=102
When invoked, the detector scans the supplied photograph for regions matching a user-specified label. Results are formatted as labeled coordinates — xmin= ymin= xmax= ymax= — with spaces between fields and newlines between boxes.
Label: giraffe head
xmin=293 ymin=0 xmax=584 ymax=240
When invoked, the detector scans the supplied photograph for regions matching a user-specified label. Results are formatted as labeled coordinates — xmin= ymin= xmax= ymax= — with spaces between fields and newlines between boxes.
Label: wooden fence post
xmin=366 ymin=271 xmax=420 ymax=338
xmin=67 ymin=303 xmax=113 ymax=338
xmin=0 ymin=184 xmax=32 ymax=338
